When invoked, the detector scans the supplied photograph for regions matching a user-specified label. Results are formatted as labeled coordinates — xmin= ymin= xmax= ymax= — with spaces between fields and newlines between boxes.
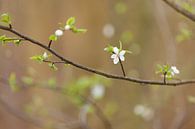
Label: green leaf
xmin=72 ymin=28 xmax=87 ymax=33
xmin=66 ymin=17 xmax=76 ymax=26
xmin=8 ymin=73 xmax=20 ymax=92
xmin=14 ymin=39 xmax=22 ymax=46
xmin=48 ymin=63 xmax=58 ymax=71
xmin=49 ymin=34 xmax=58 ymax=41
xmin=0 ymin=35 xmax=7 ymax=45
xmin=119 ymin=41 xmax=122 ymax=50
xmin=30 ymin=55 xmax=44 ymax=63
xmin=0 ymin=35 xmax=22 ymax=46
xmin=104 ymin=45 xmax=114 ymax=54
xmin=30 ymin=53 xmax=50 ymax=63
xmin=0 ymin=13 xmax=11 ymax=24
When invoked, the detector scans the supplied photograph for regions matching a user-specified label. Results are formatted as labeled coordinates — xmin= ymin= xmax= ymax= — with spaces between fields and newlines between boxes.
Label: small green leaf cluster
xmin=65 ymin=17 xmax=87 ymax=33
xmin=0 ymin=35 xmax=22 ymax=46
xmin=48 ymin=63 xmax=58 ymax=71
xmin=30 ymin=52 xmax=59 ymax=71
xmin=49 ymin=17 xmax=87 ymax=42
xmin=0 ymin=13 xmax=11 ymax=25
xmin=104 ymin=44 xmax=114 ymax=54
xmin=30 ymin=52 xmax=50 ymax=63
xmin=156 ymin=64 xmax=179 ymax=80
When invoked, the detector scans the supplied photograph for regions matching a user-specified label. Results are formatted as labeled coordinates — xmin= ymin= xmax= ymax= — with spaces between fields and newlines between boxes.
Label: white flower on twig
xmin=134 ymin=104 xmax=154 ymax=121
xmin=55 ymin=29 xmax=63 ymax=37
xmin=42 ymin=52 xmax=48 ymax=60
xmin=170 ymin=66 xmax=180 ymax=76
xmin=111 ymin=47 xmax=126 ymax=64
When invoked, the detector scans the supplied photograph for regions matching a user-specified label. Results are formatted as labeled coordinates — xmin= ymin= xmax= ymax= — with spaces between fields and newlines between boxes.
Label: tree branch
xmin=1 ymin=25 xmax=195 ymax=86
xmin=0 ymin=77 xmax=112 ymax=129
xmin=162 ymin=0 xmax=195 ymax=22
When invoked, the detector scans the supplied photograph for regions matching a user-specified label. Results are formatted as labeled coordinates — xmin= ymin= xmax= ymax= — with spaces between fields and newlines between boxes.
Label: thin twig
xmin=43 ymin=60 xmax=66 ymax=64
xmin=1 ymin=25 xmax=195 ymax=86
xmin=9 ymin=24 xmax=12 ymax=29
xmin=48 ymin=40 xmax=52 ymax=48
xmin=119 ymin=59 xmax=126 ymax=77
xmin=164 ymin=72 xmax=167 ymax=84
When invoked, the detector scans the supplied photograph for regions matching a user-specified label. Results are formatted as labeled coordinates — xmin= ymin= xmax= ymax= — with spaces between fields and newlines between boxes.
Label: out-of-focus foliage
xmin=176 ymin=27 xmax=192 ymax=43
xmin=114 ymin=1 xmax=128 ymax=14
xmin=8 ymin=73 xmax=20 ymax=92
xmin=64 ymin=75 xmax=111 ymax=106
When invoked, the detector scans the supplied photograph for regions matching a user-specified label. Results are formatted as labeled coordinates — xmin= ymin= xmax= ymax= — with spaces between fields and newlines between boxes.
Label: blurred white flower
xmin=91 ymin=84 xmax=105 ymax=99
xmin=142 ymin=108 xmax=154 ymax=121
xmin=102 ymin=24 xmax=115 ymax=38
xmin=65 ymin=25 xmax=71 ymax=30
xmin=134 ymin=104 xmax=145 ymax=116
xmin=111 ymin=47 xmax=126 ymax=64
xmin=171 ymin=66 xmax=180 ymax=76
xmin=55 ymin=29 xmax=63 ymax=36
xmin=42 ymin=52 xmax=48 ymax=60
xmin=134 ymin=104 xmax=154 ymax=121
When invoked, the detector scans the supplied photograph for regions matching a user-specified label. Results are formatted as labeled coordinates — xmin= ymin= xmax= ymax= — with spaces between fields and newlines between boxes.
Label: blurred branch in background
xmin=0 ymin=77 xmax=112 ymax=129
xmin=162 ymin=0 xmax=195 ymax=22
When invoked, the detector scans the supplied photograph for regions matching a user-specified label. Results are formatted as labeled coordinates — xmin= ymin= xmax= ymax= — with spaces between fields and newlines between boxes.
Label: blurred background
xmin=0 ymin=0 xmax=195 ymax=129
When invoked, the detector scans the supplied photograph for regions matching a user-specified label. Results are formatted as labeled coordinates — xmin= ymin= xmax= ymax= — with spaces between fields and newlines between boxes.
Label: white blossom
xmin=102 ymin=24 xmax=115 ymax=38
xmin=134 ymin=104 xmax=145 ymax=115
xmin=134 ymin=104 xmax=154 ymax=121
xmin=65 ymin=25 xmax=71 ymax=30
xmin=111 ymin=47 xmax=126 ymax=64
xmin=91 ymin=84 xmax=105 ymax=99
xmin=42 ymin=52 xmax=48 ymax=59
xmin=171 ymin=66 xmax=180 ymax=76
xmin=55 ymin=29 xmax=63 ymax=37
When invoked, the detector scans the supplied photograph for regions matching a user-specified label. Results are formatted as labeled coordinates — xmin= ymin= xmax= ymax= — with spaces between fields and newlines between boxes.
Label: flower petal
xmin=120 ymin=55 xmax=125 ymax=61
xmin=111 ymin=54 xmax=117 ymax=59
xmin=171 ymin=66 xmax=180 ymax=74
xmin=113 ymin=47 xmax=119 ymax=54
xmin=119 ymin=50 xmax=126 ymax=56
xmin=113 ymin=57 xmax=119 ymax=64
